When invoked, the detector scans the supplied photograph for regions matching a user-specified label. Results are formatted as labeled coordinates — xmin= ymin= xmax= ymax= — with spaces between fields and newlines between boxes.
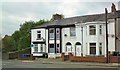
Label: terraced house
xmin=31 ymin=4 xmax=120 ymax=58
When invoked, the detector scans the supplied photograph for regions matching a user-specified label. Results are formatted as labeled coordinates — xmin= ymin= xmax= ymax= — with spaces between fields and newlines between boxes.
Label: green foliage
xmin=2 ymin=35 xmax=16 ymax=52
xmin=2 ymin=19 xmax=49 ymax=53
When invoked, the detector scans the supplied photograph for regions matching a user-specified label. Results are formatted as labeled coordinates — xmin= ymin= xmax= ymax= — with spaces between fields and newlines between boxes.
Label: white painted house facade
xmin=31 ymin=4 xmax=120 ymax=58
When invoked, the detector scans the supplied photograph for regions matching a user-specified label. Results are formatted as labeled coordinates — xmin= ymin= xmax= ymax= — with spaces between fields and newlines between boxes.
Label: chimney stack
xmin=111 ymin=3 xmax=116 ymax=12
xmin=52 ymin=14 xmax=63 ymax=20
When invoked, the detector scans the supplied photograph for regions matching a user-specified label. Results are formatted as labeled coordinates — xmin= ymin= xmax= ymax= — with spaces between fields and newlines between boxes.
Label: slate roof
xmin=32 ymin=10 xmax=120 ymax=29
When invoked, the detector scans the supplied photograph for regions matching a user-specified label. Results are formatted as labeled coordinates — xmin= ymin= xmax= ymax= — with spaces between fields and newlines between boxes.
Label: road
xmin=1 ymin=59 xmax=119 ymax=68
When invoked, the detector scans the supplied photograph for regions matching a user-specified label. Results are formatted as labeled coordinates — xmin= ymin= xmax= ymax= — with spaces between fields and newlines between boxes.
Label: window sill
xmin=49 ymin=39 xmax=55 ymax=40
xmin=36 ymin=38 xmax=41 ymax=40
xmin=90 ymin=35 xmax=95 ymax=36
xmin=70 ymin=36 xmax=76 ymax=39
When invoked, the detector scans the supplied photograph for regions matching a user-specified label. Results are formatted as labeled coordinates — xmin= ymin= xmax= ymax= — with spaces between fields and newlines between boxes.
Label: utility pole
xmin=105 ymin=8 xmax=109 ymax=63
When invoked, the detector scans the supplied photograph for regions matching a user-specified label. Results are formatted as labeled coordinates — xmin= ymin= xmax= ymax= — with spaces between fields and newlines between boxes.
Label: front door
xmin=75 ymin=45 xmax=81 ymax=56
xmin=66 ymin=45 xmax=72 ymax=55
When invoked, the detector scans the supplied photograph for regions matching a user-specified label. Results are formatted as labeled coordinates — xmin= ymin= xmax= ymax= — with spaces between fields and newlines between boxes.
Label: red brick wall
xmin=70 ymin=56 xmax=106 ymax=63
xmin=61 ymin=53 xmax=120 ymax=63
xmin=110 ymin=56 xmax=120 ymax=63
xmin=61 ymin=53 xmax=69 ymax=61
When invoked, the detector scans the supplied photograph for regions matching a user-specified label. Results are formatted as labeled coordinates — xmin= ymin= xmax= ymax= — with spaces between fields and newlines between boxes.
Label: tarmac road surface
xmin=1 ymin=59 xmax=120 ymax=68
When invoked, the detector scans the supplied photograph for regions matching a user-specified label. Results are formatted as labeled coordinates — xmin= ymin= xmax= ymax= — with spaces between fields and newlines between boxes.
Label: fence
xmin=2 ymin=48 xmax=35 ymax=60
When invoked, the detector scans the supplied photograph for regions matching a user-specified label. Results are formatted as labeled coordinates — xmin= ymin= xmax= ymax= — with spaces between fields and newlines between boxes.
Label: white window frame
xmin=49 ymin=28 xmax=54 ymax=40
xmin=34 ymin=44 xmax=38 ymax=52
xmin=89 ymin=25 xmax=96 ymax=35
xmin=99 ymin=25 xmax=102 ymax=35
xmin=89 ymin=43 xmax=96 ymax=55
xmin=40 ymin=44 xmax=43 ymax=52
xmin=56 ymin=28 xmax=60 ymax=39
xmin=37 ymin=31 xmax=41 ymax=40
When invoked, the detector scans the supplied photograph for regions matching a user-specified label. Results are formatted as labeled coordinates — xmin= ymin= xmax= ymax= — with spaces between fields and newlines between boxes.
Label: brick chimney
xmin=52 ymin=14 xmax=63 ymax=20
xmin=111 ymin=3 xmax=116 ymax=12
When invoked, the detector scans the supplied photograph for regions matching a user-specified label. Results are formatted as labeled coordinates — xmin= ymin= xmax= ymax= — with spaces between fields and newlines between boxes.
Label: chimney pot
xmin=52 ymin=14 xmax=63 ymax=20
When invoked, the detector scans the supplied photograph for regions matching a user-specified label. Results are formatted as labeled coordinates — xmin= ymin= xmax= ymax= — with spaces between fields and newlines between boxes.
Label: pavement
xmin=30 ymin=58 xmax=120 ymax=67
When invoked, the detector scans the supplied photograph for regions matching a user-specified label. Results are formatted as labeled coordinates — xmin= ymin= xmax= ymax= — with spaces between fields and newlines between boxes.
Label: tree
xmin=2 ymin=35 xmax=13 ymax=52
xmin=2 ymin=19 xmax=49 ymax=53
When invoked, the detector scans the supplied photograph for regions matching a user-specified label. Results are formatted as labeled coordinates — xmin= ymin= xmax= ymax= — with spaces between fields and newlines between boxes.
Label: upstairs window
xmin=56 ymin=28 xmax=60 ymax=39
xmin=89 ymin=25 xmax=96 ymax=35
xmin=70 ymin=27 xmax=76 ymax=36
xmin=99 ymin=25 xmax=102 ymax=35
xmin=49 ymin=28 xmax=54 ymax=39
xmin=37 ymin=31 xmax=41 ymax=40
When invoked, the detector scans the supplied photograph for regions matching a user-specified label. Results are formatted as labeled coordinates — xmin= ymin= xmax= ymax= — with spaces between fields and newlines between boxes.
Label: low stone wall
xmin=2 ymin=53 xmax=9 ymax=60
xmin=2 ymin=49 xmax=33 ymax=60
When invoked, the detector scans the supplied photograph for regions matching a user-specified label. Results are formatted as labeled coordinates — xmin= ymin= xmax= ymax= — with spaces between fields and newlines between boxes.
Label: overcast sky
xmin=1 ymin=0 xmax=120 ymax=38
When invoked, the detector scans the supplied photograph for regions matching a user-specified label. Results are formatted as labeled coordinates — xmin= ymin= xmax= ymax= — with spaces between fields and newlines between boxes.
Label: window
xmin=99 ymin=43 xmax=102 ymax=55
xmin=49 ymin=44 xmax=55 ymax=53
xmin=37 ymin=31 xmax=41 ymax=40
xmin=99 ymin=25 xmax=102 ymax=35
xmin=90 ymin=43 xmax=96 ymax=55
xmin=34 ymin=44 xmax=38 ymax=52
xmin=56 ymin=44 xmax=60 ymax=53
xmin=56 ymin=28 xmax=60 ymax=39
xmin=40 ymin=44 xmax=43 ymax=52
xmin=49 ymin=28 xmax=54 ymax=39
xmin=86 ymin=26 xmax=87 ymax=35
xmin=70 ymin=27 xmax=76 ymax=36
xmin=89 ymin=25 xmax=96 ymax=35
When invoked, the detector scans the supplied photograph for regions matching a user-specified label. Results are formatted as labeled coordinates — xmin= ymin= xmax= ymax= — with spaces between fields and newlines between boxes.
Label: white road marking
xmin=22 ymin=61 xmax=34 ymax=63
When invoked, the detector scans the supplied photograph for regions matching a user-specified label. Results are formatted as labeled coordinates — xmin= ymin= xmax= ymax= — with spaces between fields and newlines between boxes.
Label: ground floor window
xmin=99 ymin=43 xmax=102 ymax=55
xmin=49 ymin=44 xmax=55 ymax=53
xmin=90 ymin=43 xmax=96 ymax=55
xmin=56 ymin=44 xmax=60 ymax=53
xmin=34 ymin=44 xmax=38 ymax=52
xmin=40 ymin=44 xmax=43 ymax=52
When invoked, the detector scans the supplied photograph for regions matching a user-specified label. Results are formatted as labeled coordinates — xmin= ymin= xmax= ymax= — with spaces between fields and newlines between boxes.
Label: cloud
xmin=1 ymin=0 xmax=120 ymax=2
xmin=118 ymin=1 xmax=120 ymax=10
xmin=1 ymin=2 xmax=119 ymax=38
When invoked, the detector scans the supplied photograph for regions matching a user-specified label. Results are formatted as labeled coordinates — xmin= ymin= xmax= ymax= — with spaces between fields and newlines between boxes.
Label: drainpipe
xmin=114 ymin=18 xmax=117 ymax=53
xmin=81 ymin=26 xmax=83 ymax=56
xmin=45 ymin=29 xmax=46 ymax=53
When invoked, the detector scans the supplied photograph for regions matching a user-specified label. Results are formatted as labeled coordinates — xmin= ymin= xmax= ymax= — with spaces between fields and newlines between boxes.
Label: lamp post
xmin=105 ymin=8 xmax=109 ymax=63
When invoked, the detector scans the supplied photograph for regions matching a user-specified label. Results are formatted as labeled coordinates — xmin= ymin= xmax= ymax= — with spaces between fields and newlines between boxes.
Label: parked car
xmin=112 ymin=52 xmax=120 ymax=56
xmin=33 ymin=52 xmax=48 ymax=58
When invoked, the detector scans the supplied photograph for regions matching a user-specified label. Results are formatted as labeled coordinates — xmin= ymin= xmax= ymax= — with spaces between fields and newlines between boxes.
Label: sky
xmin=1 ymin=0 xmax=120 ymax=38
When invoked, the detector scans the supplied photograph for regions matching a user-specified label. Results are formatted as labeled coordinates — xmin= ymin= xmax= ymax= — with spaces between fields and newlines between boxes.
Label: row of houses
xmin=31 ymin=3 xmax=120 ymax=58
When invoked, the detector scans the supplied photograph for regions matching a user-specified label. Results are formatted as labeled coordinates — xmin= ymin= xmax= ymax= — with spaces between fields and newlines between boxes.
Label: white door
xmin=76 ymin=45 xmax=81 ymax=56
xmin=66 ymin=45 xmax=72 ymax=55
